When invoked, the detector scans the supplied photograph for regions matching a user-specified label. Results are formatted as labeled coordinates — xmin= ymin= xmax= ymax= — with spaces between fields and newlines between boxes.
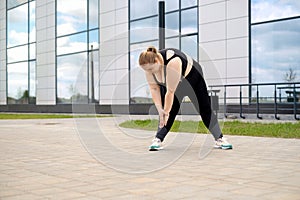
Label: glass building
xmin=0 ymin=0 xmax=299 ymax=112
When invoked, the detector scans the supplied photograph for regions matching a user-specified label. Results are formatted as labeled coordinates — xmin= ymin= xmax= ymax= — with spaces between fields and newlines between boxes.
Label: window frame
xmin=128 ymin=0 xmax=199 ymax=104
xmin=55 ymin=0 xmax=100 ymax=104
xmin=6 ymin=0 xmax=36 ymax=104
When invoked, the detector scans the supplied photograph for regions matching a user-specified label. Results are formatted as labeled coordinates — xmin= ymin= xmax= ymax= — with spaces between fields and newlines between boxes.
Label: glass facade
xmin=6 ymin=0 xmax=36 ymax=104
xmin=129 ymin=0 xmax=198 ymax=103
xmin=251 ymin=0 xmax=300 ymax=84
xmin=6 ymin=1 xmax=298 ymax=107
xmin=56 ymin=0 xmax=99 ymax=104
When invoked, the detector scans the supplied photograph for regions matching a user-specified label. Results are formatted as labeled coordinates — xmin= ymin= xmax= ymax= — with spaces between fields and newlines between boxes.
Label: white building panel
xmin=227 ymin=0 xmax=248 ymax=19
xmin=36 ymin=0 xmax=56 ymax=105
xmin=199 ymin=2 xmax=226 ymax=24
xmin=0 ymin=1 xmax=6 ymax=104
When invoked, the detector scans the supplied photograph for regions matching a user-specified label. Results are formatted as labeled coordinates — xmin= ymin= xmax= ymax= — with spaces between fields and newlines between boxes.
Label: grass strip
xmin=119 ymin=119 xmax=300 ymax=139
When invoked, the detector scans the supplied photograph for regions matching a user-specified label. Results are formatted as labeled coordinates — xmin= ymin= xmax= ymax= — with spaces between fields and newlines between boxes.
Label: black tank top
xmin=153 ymin=48 xmax=190 ymax=86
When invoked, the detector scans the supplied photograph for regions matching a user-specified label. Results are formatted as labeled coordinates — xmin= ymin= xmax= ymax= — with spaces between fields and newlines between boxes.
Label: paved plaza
xmin=0 ymin=116 xmax=299 ymax=199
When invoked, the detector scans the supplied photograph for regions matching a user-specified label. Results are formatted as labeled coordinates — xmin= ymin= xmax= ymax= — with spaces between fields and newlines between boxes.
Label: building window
xmin=6 ymin=0 xmax=36 ymax=104
xmin=129 ymin=0 xmax=198 ymax=104
xmin=251 ymin=0 xmax=300 ymax=84
xmin=56 ymin=0 xmax=99 ymax=104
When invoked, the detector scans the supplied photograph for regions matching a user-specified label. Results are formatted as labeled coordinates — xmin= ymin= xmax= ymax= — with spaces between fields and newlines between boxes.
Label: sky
xmin=5 ymin=0 xmax=300 ymax=100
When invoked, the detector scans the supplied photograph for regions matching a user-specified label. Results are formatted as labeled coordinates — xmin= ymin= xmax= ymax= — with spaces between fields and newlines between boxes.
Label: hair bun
xmin=146 ymin=46 xmax=157 ymax=54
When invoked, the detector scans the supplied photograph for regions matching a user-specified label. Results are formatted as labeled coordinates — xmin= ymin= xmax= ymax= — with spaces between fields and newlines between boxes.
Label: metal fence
xmin=209 ymin=82 xmax=300 ymax=120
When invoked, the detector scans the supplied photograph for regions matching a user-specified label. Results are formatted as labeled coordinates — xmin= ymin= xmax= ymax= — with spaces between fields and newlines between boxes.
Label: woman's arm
xmin=145 ymin=72 xmax=162 ymax=109
xmin=145 ymin=72 xmax=165 ymax=127
xmin=163 ymin=57 xmax=182 ymax=124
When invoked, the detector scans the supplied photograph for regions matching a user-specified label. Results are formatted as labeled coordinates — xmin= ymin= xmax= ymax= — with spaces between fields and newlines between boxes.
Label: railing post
xmin=240 ymin=86 xmax=245 ymax=119
xmin=274 ymin=84 xmax=280 ymax=120
xmin=293 ymin=83 xmax=299 ymax=120
xmin=256 ymin=85 xmax=262 ymax=119
xmin=224 ymin=86 xmax=227 ymax=118
xmin=90 ymin=45 xmax=95 ymax=103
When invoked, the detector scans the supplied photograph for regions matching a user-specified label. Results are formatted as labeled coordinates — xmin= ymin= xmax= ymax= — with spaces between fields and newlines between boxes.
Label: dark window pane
xmin=29 ymin=43 xmax=35 ymax=60
xmin=130 ymin=17 xmax=158 ymax=43
xmin=252 ymin=0 xmax=300 ymax=23
xmin=57 ymin=32 xmax=88 ymax=55
xmin=7 ymin=4 xmax=28 ymax=47
xmin=252 ymin=18 xmax=300 ymax=83
xmin=7 ymin=45 xmax=28 ymax=63
xmin=57 ymin=0 xmax=87 ymax=36
xmin=29 ymin=61 xmax=36 ymax=104
xmin=130 ymin=42 xmax=158 ymax=103
xmin=89 ymin=29 xmax=99 ymax=50
xmin=7 ymin=62 xmax=29 ymax=104
xmin=89 ymin=0 xmax=99 ymax=29
xmin=166 ymin=37 xmax=179 ymax=49
xmin=7 ymin=0 xmax=28 ymax=9
xmin=57 ymin=53 xmax=88 ymax=104
xmin=164 ymin=0 xmax=179 ymax=12
xmin=166 ymin=12 xmax=179 ymax=37
xmin=29 ymin=1 xmax=36 ymax=43
xmin=181 ymin=0 xmax=197 ymax=9
xmin=181 ymin=35 xmax=198 ymax=61
xmin=130 ymin=0 xmax=157 ymax=20
xmin=181 ymin=8 xmax=197 ymax=35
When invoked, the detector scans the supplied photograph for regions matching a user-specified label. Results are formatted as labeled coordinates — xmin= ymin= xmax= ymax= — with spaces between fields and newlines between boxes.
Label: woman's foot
xmin=149 ymin=138 xmax=163 ymax=151
xmin=215 ymin=137 xmax=233 ymax=150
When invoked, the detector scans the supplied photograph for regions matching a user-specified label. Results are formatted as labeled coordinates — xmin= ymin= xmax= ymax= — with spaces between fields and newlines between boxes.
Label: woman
xmin=139 ymin=46 xmax=232 ymax=151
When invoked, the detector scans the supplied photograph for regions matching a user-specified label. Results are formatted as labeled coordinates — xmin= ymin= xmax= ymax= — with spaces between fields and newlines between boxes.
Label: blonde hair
xmin=139 ymin=46 xmax=160 ymax=66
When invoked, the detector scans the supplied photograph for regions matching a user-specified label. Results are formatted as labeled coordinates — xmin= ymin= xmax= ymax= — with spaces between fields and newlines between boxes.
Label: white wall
xmin=0 ymin=1 xmax=6 ymax=105
xmin=36 ymin=0 xmax=56 ymax=105
xmin=99 ymin=0 xmax=129 ymax=105
xmin=199 ymin=0 xmax=249 ymax=103
xmin=199 ymin=0 xmax=249 ymax=86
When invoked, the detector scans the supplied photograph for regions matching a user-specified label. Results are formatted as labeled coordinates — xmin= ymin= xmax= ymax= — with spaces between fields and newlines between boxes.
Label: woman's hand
xmin=158 ymin=108 xmax=169 ymax=128
xmin=158 ymin=108 xmax=165 ymax=128
xmin=163 ymin=111 xmax=169 ymax=127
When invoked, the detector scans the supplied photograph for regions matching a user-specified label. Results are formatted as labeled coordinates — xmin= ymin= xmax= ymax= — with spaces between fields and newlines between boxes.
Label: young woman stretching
xmin=139 ymin=46 xmax=232 ymax=151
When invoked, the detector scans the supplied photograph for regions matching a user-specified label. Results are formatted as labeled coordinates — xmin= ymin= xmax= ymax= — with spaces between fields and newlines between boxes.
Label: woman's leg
xmin=155 ymin=85 xmax=184 ymax=142
xmin=186 ymin=65 xmax=223 ymax=140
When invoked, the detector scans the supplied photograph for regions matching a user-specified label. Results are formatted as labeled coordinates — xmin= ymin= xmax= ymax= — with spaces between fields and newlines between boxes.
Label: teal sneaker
xmin=149 ymin=138 xmax=163 ymax=151
xmin=215 ymin=138 xmax=233 ymax=150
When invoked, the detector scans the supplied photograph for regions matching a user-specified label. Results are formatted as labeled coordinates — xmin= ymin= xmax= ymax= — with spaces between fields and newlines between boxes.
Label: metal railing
xmin=209 ymin=82 xmax=300 ymax=120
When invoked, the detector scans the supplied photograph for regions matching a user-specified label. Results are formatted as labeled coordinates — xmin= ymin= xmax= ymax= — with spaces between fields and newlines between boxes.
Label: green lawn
xmin=0 ymin=113 xmax=111 ymax=119
xmin=119 ymin=119 xmax=300 ymax=139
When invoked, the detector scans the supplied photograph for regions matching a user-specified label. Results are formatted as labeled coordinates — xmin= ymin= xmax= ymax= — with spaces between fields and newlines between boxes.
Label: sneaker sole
xmin=221 ymin=145 xmax=233 ymax=150
xmin=214 ymin=145 xmax=233 ymax=150
xmin=149 ymin=146 xmax=164 ymax=151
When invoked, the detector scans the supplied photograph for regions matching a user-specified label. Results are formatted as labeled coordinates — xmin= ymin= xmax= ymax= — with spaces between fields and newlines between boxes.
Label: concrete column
xmin=0 ymin=1 xmax=7 ymax=105
xmin=36 ymin=0 xmax=56 ymax=105
xmin=199 ymin=0 xmax=249 ymax=86
xmin=99 ymin=0 xmax=129 ymax=105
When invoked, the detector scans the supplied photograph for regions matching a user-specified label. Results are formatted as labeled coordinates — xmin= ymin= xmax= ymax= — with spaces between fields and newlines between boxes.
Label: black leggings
xmin=156 ymin=62 xmax=223 ymax=142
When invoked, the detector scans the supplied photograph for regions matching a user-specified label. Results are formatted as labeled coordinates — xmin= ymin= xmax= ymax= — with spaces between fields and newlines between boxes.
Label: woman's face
xmin=141 ymin=60 xmax=160 ymax=73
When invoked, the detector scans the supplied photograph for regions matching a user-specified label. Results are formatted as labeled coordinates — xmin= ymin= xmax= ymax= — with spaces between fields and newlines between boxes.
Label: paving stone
xmin=0 ymin=117 xmax=299 ymax=199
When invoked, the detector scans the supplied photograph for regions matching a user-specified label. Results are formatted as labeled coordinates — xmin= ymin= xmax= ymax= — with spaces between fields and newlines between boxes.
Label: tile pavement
xmin=0 ymin=116 xmax=299 ymax=199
